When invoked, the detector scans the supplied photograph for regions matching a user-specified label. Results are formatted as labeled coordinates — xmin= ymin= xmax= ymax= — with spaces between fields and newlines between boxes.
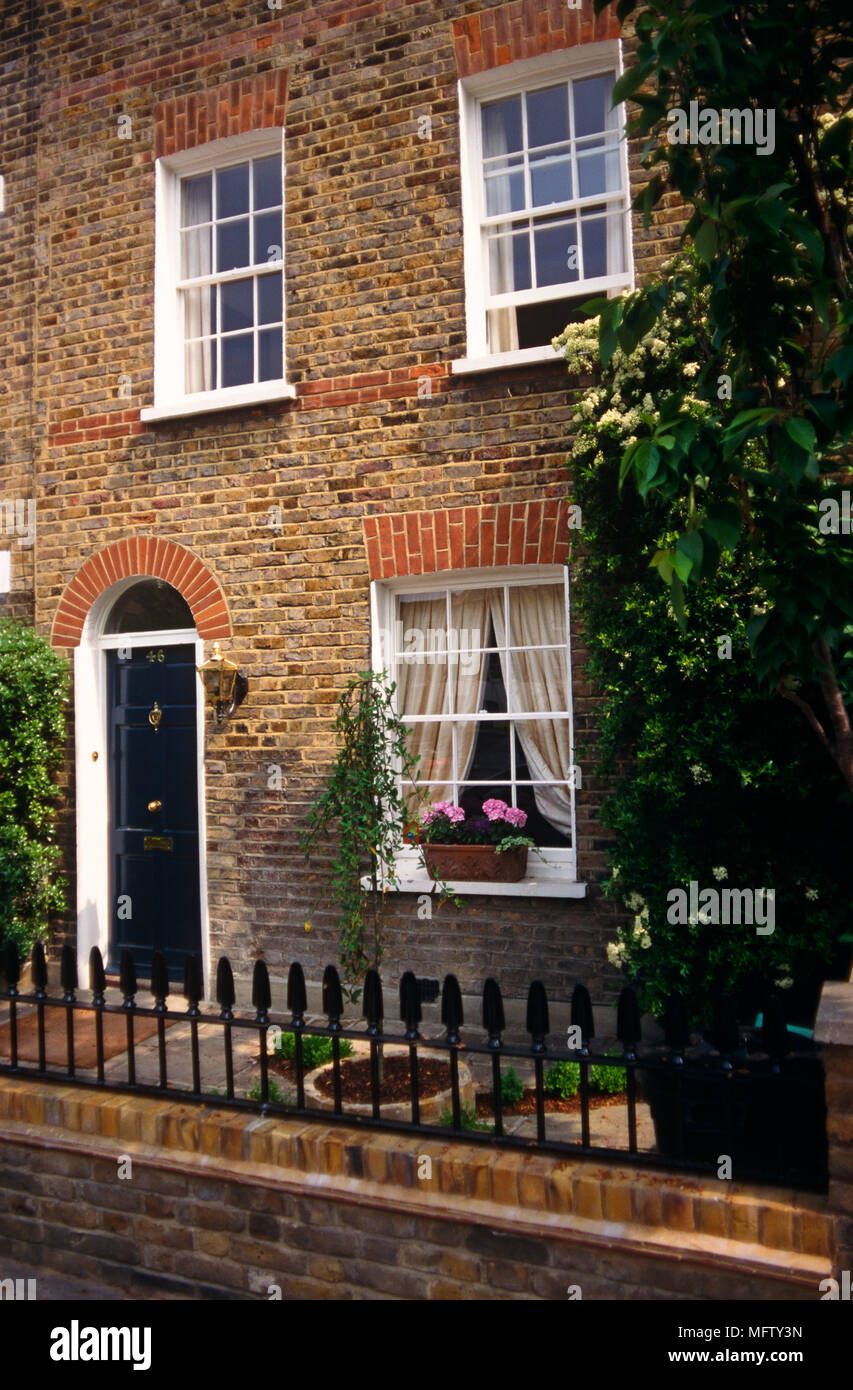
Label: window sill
xmin=140 ymin=380 xmax=296 ymax=422
xmin=450 ymin=344 xmax=565 ymax=376
xmin=360 ymin=871 xmax=587 ymax=899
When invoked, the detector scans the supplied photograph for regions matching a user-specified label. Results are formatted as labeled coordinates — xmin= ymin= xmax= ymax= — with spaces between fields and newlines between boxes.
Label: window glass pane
xmin=398 ymin=592 xmax=448 ymax=656
xmin=183 ymin=287 xmax=216 ymax=339
xmin=484 ymin=159 xmax=525 ymax=216
xmin=221 ymin=332 xmax=254 ymax=387
xmin=533 ymin=215 xmax=578 ymax=287
xmin=488 ymin=228 xmax=531 ymax=294
xmin=181 ymin=225 xmax=212 ymax=279
xmin=482 ymin=95 xmax=523 ymax=157
xmin=513 ymin=295 xmax=588 ymax=348
xmin=580 ymin=211 xmax=608 ymax=279
xmin=254 ymin=211 xmax=282 ymax=266
xmin=258 ymin=327 xmax=282 ymax=381
xmin=221 ymin=277 xmax=254 ymax=333
xmin=526 ymin=84 xmax=570 ymax=149
xmin=514 ymin=782 xmax=570 ymax=848
xmin=216 ymin=162 xmax=250 ymax=218
xmin=253 ymin=155 xmax=282 ymax=211
xmin=480 ymin=648 xmax=507 ymax=714
xmin=577 ymin=141 xmax=621 ymax=198
xmin=508 ymin=583 xmax=566 ymax=644
xmin=530 ymin=153 xmax=572 ymax=209
xmin=181 ymin=173 xmax=211 ymax=227
xmin=258 ymin=273 xmax=283 ymax=325
xmin=458 ymin=782 xmax=514 ymax=818
xmin=450 ymin=588 xmax=497 ymax=653
xmin=217 ymin=218 xmax=250 ymax=272
xmin=104 ymin=580 xmax=195 ymax=634
xmin=184 ymin=338 xmax=216 ymax=392
xmin=573 ymin=74 xmax=613 ymax=138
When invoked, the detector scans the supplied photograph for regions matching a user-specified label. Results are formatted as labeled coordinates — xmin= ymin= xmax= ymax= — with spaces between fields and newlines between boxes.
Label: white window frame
xmin=453 ymin=40 xmax=634 ymax=376
xmin=141 ymin=128 xmax=295 ymax=422
xmin=368 ymin=564 xmax=586 ymax=898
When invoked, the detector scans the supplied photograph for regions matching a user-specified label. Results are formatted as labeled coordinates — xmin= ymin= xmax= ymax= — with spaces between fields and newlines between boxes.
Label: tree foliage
xmin=589 ymin=0 xmax=853 ymax=789
xmin=0 ymin=619 xmax=69 ymax=954
xmin=559 ymin=264 xmax=852 ymax=1026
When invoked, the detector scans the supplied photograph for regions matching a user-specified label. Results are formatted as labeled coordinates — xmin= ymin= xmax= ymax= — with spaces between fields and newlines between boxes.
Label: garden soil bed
xmin=313 ymin=1054 xmax=453 ymax=1105
xmin=476 ymin=1089 xmax=628 ymax=1117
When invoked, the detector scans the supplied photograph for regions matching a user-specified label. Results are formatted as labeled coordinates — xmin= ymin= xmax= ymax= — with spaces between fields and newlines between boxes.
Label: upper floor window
xmin=455 ymin=41 xmax=633 ymax=373
xmin=142 ymin=129 xmax=295 ymax=422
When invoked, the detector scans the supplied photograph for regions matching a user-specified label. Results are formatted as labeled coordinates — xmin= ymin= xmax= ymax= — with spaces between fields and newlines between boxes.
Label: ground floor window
xmin=372 ymin=565 xmax=578 ymax=887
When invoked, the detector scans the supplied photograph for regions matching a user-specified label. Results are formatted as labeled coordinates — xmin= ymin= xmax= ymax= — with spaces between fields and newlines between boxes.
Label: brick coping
xmin=0 ymin=1077 xmax=832 ymax=1289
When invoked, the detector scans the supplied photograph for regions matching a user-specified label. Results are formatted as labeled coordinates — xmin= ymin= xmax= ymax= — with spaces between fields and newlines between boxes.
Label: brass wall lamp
xmin=197 ymin=642 xmax=249 ymax=724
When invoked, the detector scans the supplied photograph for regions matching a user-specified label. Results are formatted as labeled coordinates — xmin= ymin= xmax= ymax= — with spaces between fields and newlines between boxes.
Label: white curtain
xmin=395 ymin=592 xmax=491 ymax=813
xmin=483 ymin=110 xmax=520 ymax=354
xmin=489 ymin=586 xmax=573 ymax=837
xmin=183 ymin=181 xmax=213 ymax=393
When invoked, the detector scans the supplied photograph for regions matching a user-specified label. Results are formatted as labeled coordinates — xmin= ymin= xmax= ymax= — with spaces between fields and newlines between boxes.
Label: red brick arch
xmin=51 ymin=538 xmax=232 ymax=648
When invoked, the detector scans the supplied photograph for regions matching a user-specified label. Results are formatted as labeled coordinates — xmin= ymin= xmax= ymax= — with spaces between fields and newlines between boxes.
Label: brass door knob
xmin=147 ymin=800 xmax=163 ymax=813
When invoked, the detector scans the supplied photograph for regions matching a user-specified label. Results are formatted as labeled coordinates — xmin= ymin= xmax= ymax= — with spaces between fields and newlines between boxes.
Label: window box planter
xmin=423 ymin=843 xmax=528 ymax=883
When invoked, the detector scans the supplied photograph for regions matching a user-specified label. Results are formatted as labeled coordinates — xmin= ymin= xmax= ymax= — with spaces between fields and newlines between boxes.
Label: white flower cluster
xmin=606 ymin=939 xmax=627 ymax=966
xmin=690 ymin=763 xmax=712 ymax=784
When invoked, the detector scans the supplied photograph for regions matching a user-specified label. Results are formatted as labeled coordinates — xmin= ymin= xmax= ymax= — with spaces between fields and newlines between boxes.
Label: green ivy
xmin=302 ymin=670 xmax=420 ymax=984
xmin=0 ymin=620 xmax=69 ymax=956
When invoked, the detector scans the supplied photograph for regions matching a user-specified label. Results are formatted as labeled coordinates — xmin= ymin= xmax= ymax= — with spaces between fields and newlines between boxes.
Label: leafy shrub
xmin=557 ymin=260 xmax=853 ymax=1028
xmin=246 ymin=1077 xmax=292 ymax=1105
xmin=0 ymin=620 xmax=69 ymax=956
xmin=274 ymin=1031 xmax=353 ymax=1071
xmin=543 ymin=1061 xmax=580 ymax=1099
xmin=589 ymin=1061 xmax=626 ymax=1095
xmin=500 ymin=1065 xmax=525 ymax=1107
xmin=439 ymin=1104 xmax=493 ymax=1132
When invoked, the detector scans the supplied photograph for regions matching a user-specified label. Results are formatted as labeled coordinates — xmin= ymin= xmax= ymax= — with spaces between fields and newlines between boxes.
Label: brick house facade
xmin=0 ymin=0 xmax=683 ymax=1001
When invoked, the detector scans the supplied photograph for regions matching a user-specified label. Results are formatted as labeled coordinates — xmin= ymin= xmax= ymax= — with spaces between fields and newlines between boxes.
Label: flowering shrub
xmin=419 ymin=799 xmax=533 ymax=848
xmin=557 ymin=250 xmax=853 ymax=1027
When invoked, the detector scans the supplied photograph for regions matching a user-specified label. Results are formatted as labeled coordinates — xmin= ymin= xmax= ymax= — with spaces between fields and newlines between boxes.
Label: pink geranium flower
xmin=481 ymin=798 xmax=509 ymax=821
xmin=504 ymin=806 xmax=527 ymax=828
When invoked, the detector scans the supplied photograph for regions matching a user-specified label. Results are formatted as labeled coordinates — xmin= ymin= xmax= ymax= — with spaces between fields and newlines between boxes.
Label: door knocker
xmin=148 ymin=701 xmax=163 ymax=733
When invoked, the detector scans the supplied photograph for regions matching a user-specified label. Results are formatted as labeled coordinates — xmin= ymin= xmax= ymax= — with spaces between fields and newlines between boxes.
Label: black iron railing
xmin=0 ymin=942 xmax=828 ymax=1192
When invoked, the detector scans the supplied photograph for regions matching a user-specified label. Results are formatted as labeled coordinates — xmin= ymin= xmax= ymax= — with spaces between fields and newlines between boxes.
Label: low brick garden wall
xmin=0 ymin=1076 xmax=835 ymax=1300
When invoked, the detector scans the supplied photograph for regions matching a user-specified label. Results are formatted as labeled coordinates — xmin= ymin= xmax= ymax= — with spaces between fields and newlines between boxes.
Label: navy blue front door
xmin=107 ymin=643 xmax=202 ymax=979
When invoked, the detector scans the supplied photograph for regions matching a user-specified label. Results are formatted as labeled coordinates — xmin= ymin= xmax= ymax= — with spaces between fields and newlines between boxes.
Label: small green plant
xmin=500 ymin=1065 xmax=525 ymax=1107
xmin=274 ymin=1031 xmax=354 ymax=1071
xmin=589 ymin=1060 xmax=627 ymax=1095
xmin=246 ymin=1077 xmax=293 ymax=1105
xmin=439 ymin=1103 xmax=493 ymax=1132
xmin=543 ymin=1061 xmax=581 ymax=1099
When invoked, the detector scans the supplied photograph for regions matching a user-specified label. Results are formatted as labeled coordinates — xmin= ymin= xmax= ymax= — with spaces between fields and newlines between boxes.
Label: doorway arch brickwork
xmin=51 ymin=539 xmax=232 ymax=648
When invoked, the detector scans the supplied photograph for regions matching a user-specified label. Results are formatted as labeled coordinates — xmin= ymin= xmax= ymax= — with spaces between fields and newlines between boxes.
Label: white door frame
xmin=73 ymin=576 xmax=210 ymax=993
